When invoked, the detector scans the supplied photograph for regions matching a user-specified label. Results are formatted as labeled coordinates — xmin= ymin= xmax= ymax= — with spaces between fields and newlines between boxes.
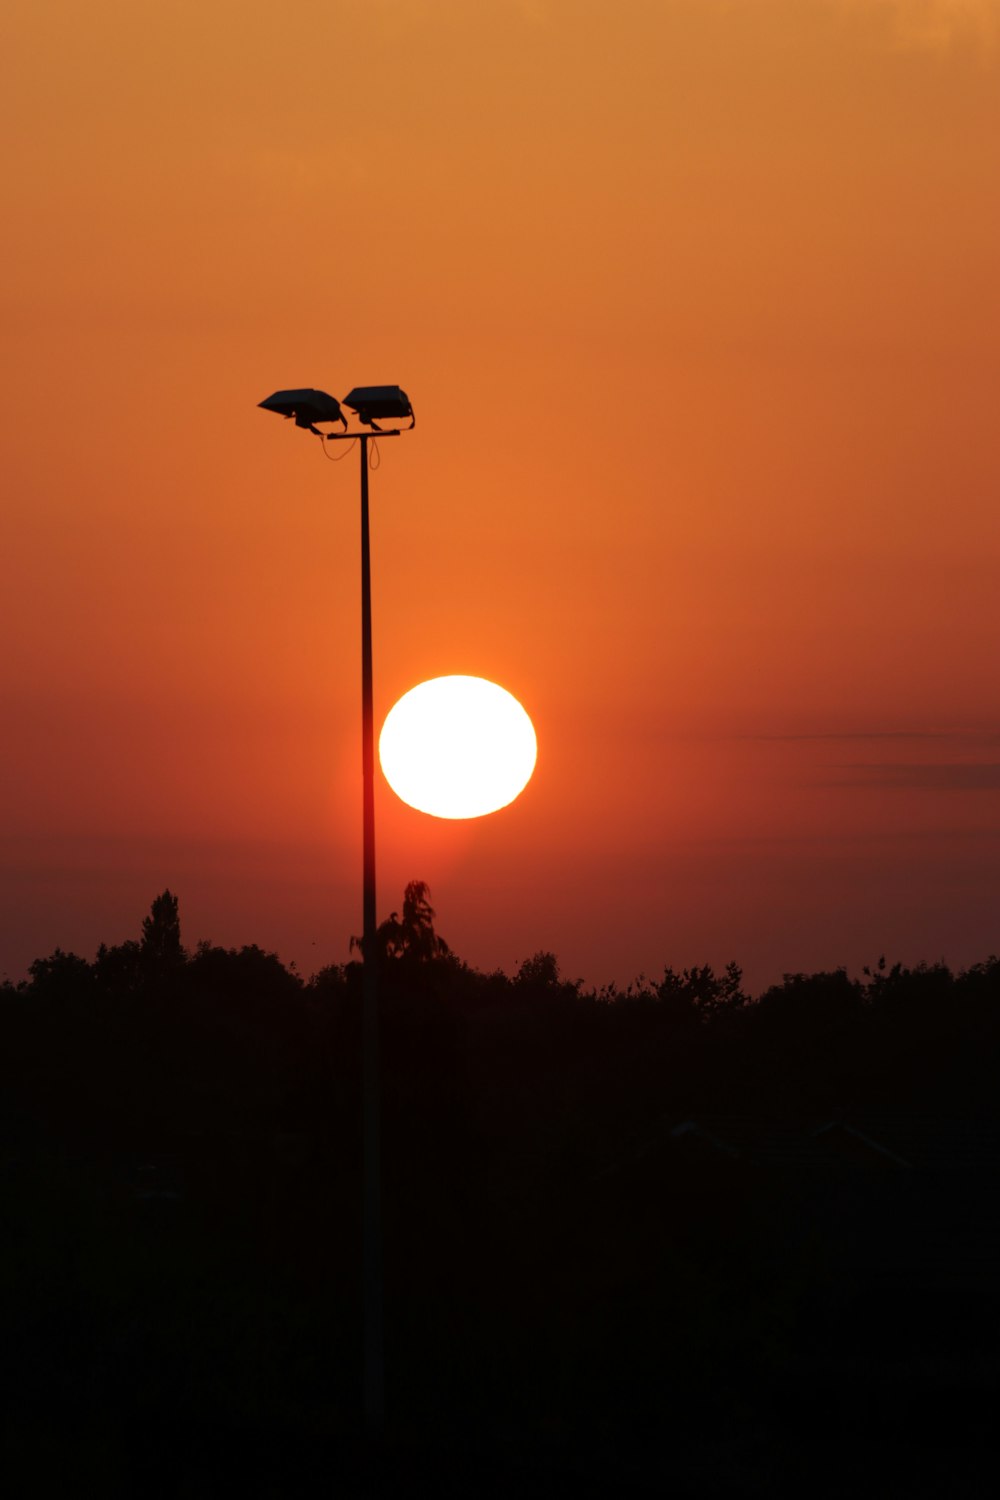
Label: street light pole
xmin=358 ymin=432 xmax=384 ymax=1440
xmin=258 ymin=384 xmax=413 ymax=1448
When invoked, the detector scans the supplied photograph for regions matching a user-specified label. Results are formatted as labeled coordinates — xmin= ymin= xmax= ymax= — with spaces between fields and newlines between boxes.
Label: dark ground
xmin=3 ymin=904 xmax=1000 ymax=1495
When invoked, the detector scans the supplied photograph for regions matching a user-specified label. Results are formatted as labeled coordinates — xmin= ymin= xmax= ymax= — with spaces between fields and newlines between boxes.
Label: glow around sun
xmin=379 ymin=676 xmax=537 ymax=819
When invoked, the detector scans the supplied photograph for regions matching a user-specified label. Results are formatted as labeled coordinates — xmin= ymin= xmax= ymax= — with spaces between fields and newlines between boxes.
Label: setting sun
xmin=379 ymin=676 xmax=537 ymax=820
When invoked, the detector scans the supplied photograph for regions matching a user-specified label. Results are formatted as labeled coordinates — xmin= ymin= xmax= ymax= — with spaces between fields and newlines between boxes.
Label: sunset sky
xmin=3 ymin=0 xmax=999 ymax=991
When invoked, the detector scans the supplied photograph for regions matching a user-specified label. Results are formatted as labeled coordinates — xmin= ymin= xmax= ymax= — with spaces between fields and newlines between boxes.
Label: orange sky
xmin=3 ymin=0 xmax=999 ymax=990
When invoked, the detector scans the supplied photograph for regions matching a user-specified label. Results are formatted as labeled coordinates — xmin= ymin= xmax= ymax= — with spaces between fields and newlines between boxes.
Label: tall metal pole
xmin=359 ymin=433 xmax=384 ymax=1439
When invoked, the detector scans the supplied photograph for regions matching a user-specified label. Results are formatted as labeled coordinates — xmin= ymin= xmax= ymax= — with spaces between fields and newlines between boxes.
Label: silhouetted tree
xmin=657 ymin=960 xmax=746 ymax=1023
xmin=26 ymin=948 xmax=92 ymax=1004
xmin=359 ymin=880 xmax=451 ymax=967
xmin=95 ymin=939 xmax=142 ymax=997
xmin=140 ymin=889 xmax=185 ymax=976
xmin=516 ymin=950 xmax=562 ymax=988
xmin=755 ymin=967 xmax=863 ymax=1032
xmin=306 ymin=962 xmax=349 ymax=998
xmin=188 ymin=941 xmax=303 ymax=1016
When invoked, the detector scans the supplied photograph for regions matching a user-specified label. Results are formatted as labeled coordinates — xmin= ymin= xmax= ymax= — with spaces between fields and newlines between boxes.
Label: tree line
xmin=3 ymin=884 xmax=1000 ymax=1495
xmin=9 ymin=882 xmax=1000 ymax=1125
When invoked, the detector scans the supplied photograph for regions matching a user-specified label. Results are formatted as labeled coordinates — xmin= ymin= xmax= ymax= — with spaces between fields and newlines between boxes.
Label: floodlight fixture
xmin=343 ymin=385 xmax=415 ymax=430
xmin=257 ymin=373 xmax=417 ymax=1443
xmin=258 ymin=387 xmax=347 ymax=434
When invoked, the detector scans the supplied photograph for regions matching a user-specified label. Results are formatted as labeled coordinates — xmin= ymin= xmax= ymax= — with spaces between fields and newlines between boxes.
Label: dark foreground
xmin=4 ymin=899 xmax=1000 ymax=1495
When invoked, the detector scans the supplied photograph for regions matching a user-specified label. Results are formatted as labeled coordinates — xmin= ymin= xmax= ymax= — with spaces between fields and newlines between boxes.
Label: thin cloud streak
xmin=719 ymin=731 xmax=1000 ymax=744
xmin=834 ymin=763 xmax=1000 ymax=791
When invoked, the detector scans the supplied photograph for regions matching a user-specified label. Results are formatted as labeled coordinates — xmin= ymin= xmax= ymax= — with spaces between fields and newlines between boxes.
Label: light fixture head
xmin=343 ymin=385 xmax=414 ymax=428
xmin=258 ymin=388 xmax=346 ymax=433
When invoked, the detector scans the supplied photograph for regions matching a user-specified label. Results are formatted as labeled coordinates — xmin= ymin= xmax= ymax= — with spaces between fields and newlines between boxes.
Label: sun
xmin=379 ymin=676 xmax=537 ymax=819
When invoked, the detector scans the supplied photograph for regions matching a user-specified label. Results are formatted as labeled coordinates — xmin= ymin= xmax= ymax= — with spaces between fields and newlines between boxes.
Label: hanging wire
xmin=369 ymin=438 xmax=381 ymax=470
xmin=321 ymin=435 xmax=358 ymax=462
